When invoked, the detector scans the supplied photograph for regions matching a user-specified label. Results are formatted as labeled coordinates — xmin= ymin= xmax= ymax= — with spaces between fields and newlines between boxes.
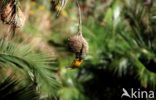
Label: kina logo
xmin=121 ymin=88 xmax=155 ymax=99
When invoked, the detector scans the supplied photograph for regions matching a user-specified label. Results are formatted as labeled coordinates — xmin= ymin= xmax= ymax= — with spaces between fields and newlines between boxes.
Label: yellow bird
xmin=68 ymin=59 xmax=83 ymax=68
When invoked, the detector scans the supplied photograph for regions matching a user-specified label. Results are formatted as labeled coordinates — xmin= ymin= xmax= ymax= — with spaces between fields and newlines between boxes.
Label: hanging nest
xmin=1 ymin=2 xmax=13 ymax=24
xmin=68 ymin=1 xmax=88 ymax=59
xmin=68 ymin=32 xmax=88 ymax=58
xmin=15 ymin=8 xmax=25 ymax=28
xmin=0 ymin=1 xmax=25 ymax=28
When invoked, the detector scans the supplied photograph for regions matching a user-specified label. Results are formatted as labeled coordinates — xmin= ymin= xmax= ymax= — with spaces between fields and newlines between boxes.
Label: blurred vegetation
xmin=0 ymin=0 xmax=156 ymax=100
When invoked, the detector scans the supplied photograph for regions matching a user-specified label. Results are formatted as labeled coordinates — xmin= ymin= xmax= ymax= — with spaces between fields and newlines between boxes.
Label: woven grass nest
xmin=0 ymin=1 xmax=25 ymax=28
xmin=68 ymin=32 xmax=88 ymax=58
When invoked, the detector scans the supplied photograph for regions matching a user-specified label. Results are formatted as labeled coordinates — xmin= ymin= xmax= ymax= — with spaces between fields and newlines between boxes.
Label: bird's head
xmin=69 ymin=59 xmax=83 ymax=68
xmin=73 ymin=59 xmax=83 ymax=67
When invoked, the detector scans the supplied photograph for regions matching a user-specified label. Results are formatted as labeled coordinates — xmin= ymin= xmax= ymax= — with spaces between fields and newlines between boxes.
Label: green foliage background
xmin=0 ymin=0 xmax=156 ymax=100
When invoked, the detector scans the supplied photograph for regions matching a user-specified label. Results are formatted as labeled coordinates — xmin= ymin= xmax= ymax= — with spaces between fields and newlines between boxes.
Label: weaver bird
xmin=68 ymin=59 xmax=83 ymax=68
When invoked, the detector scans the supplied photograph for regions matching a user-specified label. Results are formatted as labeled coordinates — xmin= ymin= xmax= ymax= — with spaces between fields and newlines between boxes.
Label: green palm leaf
xmin=0 ymin=75 xmax=39 ymax=100
xmin=0 ymin=38 xmax=59 ymax=98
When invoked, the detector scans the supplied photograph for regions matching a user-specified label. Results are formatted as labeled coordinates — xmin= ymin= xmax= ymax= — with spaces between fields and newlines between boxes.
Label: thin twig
xmin=76 ymin=1 xmax=82 ymax=36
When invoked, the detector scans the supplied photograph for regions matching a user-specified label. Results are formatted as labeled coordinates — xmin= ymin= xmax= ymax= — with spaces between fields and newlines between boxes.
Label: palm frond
xmin=0 ymin=75 xmax=39 ymax=100
xmin=0 ymin=38 xmax=59 ymax=97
